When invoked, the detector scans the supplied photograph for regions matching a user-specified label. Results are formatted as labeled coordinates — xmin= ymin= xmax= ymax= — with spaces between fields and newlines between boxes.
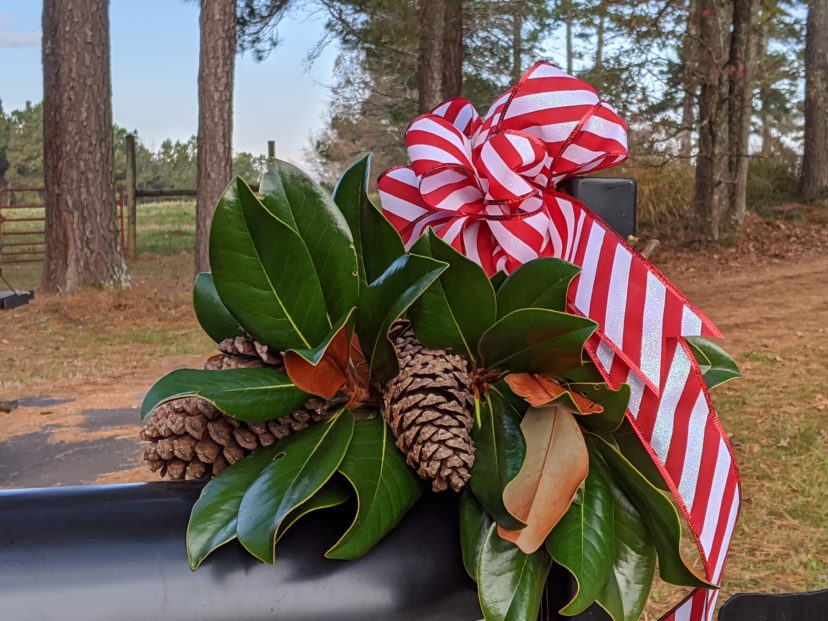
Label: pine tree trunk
xmin=757 ymin=14 xmax=773 ymax=157
xmin=41 ymin=0 xmax=128 ymax=293
xmin=728 ymin=0 xmax=756 ymax=225
xmin=680 ymin=0 xmax=701 ymax=159
xmin=694 ymin=0 xmax=731 ymax=240
xmin=801 ymin=0 xmax=828 ymax=202
xmin=419 ymin=0 xmax=444 ymax=112
xmin=195 ymin=0 xmax=236 ymax=275
xmin=595 ymin=2 xmax=605 ymax=72
xmin=441 ymin=0 xmax=463 ymax=99
xmin=511 ymin=10 xmax=523 ymax=83
xmin=565 ymin=0 xmax=574 ymax=75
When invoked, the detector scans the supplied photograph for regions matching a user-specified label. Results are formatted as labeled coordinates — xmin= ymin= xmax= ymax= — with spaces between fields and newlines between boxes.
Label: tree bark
xmin=595 ymin=1 xmax=605 ymax=72
xmin=441 ymin=0 xmax=463 ymax=99
xmin=195 ymin=0 xmax=236 ymax=275
xmin=694 ymin=0 xmax=731 ymax=240
xmin=511 ymin=9 xmax=523 ymax=83
xmin=41 ymin=0 xmax=128 ymax=293
xmin=756 ymin=15 xmax=772 ymax=157
xmin=419 ymin=0 xmax=444 ymax=112
xmin=800 ymin=0 xmax=828 ymax=202
xmin=728 ymin=0 xmax=756 ymax=225
xmin=565 ymin=0 xmax=573 ymax=75
xmin=680 ymin=0 xmax=701 ymax=159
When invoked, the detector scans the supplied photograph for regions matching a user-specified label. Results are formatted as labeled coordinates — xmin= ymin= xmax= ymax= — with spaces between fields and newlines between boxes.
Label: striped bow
xmin=378 ymin=61 xmax=740 ymax=621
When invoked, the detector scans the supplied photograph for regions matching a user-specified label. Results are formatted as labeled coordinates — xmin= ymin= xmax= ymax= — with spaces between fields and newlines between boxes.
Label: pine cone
xmin=202 ymin=336 xmax=283 ymax=370
xmin=383 ymin=323 xmax=475 ymax=492
xmin=140 ymin=396 xmax=331 ymax=480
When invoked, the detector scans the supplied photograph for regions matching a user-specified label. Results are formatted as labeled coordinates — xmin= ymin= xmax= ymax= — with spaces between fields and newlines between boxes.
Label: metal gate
xmin=0 ymin=187 xmax=125 ymax=266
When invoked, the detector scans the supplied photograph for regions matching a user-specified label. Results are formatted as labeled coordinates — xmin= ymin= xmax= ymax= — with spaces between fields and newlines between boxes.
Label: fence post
xmin=125 ymin=134 xmax=137 ymax=260
xmin=267 ymin=140 xmax=275 ymax=160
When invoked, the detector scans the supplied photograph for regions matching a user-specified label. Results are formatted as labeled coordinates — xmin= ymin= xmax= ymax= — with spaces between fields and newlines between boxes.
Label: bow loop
xmin=475 ymin=130 xmax=550 ymax=203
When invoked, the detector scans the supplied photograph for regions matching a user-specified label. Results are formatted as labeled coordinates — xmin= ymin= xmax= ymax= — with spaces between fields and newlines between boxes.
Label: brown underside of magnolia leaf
xmin=505 ymin=373 xmax=604 ymax=414
xmin=498 ymin=405 xmax=589 ymax=553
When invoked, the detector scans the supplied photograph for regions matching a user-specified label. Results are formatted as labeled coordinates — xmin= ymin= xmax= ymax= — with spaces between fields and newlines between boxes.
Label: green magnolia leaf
xmin=260 ymin=160 xmax=359 ymax=320
xmin=478 ymin=309 xmax=597 ymax=376
xmin=611 ymin=421 xmax=670 ymax=491
xmin=333 ymin=155 xmax=405 ymax=287
xmin=140 ymin=368 xmax=309 ymax=422
xmin=326 ymin=417 xmax=425 ymax=559
xmin=686 ymin=336 xmax=742 ymax=389
xmin=470 ymin=389 xmax=526 ymax=530
xmin=490 ymin=271 xmax=508 ymax=291
xmin=496 ymin=258 xmax=580 ymax=318
xmin=286 ymin=309 xmax=354 ymax=366
xmin=275 ymin=477 xmax=352 ymax=542
xmin=237 ymin=409 xmax=355 ymax=563
xmin=546 ymin=465 xmax=615 ymax=615
xmin=193 ymin=272 xmax=243 ymax=343
xmin=210 ymin=177 xmax=330 ymax=350
xmin=355 ymin=254 xmax=447 ymax=383
xmin=187 ymin=447 xmax=280 ymax=569
xmin=459 ymin=489 xmax=494 ymax=580
xmin=569 ymin=382 xmax=630 ymax=433
xmin=564 ymin=362 xmax=605 ymax=383
xmin=477 ymin=525 xmax=551 ymax=621
xmin=409 ymin=230 xmax=496 ymax=361
xmin=587 ymin=434 xmax=710 ymax=588
xmin=590 ymin=452 xmax=656 ymax=621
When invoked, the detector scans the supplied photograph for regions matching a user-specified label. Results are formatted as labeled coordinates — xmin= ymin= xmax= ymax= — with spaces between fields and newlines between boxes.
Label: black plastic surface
xmin=718 ymin=589 xmax=828 ymax=620
xmin=562 ymin=177 xmax=637 ymax=239
xmin=0 ymin=482 xmax=480 ymax=621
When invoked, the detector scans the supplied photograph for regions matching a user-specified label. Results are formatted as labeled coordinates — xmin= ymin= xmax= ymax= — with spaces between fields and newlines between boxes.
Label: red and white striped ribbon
xmin=378 ymin=61 xmax=741 ymax=621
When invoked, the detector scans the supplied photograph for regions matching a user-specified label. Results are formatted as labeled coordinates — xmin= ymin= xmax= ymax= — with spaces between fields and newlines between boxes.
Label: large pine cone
xmin=383 ymin=323 xmax=475 ymax=492
xmin=141 ymin=396 xmax=331 ymax=480
xmin=202 ymin=336 xmax=283 ymax=370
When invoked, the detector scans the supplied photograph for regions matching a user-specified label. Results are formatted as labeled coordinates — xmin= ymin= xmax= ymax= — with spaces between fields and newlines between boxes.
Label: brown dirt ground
xmin=0 ymin=212 xmax=826 ymax=613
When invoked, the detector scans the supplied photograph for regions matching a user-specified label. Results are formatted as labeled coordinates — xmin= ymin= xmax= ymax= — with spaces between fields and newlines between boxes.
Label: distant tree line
xmin=0 ymin=100 xmax=267 ymax=195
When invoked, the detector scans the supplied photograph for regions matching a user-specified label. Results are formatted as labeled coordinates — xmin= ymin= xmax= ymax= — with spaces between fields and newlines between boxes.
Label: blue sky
xmin=0 ymin=0 xmax=338 ymax=167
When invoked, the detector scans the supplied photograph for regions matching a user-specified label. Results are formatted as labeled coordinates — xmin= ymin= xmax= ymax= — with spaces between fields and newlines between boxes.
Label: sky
xmin=0 ymin=0 xmax=338 ymax=168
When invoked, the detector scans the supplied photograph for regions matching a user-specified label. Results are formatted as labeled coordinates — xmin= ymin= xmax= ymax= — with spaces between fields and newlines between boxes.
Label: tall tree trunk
xmin=728 ymin=0 xmax=756 ymax=225
xmin=680 ymin=0 xmax=701 ymax=159
xmin=195 ymin=0 xmax=236 ymax=275
xmin=41 ymin=0 xmax=128 ymax=293
xmin=800 ymin=0 xmax=828 ymax=201
xmin=595 ymin=2 xmax=605 ymax=72
xmin=441 ymin=0 xmax=463 ymax=99
xmin=694 ymin=0 xmax=731 ymax=240
xmin=418 ymin=0 xmax=444 ymax=112
xmin=756 ymin=14 xmax=772 ymax=157
xmin=565 ymin=0 xmax=574 ymax=74
xmin=512 ymin=9 xmax=523 ymax=83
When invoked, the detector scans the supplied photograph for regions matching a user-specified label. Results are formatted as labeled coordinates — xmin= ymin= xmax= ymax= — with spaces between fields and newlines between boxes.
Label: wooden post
xmin=267 ymin=140 xmax=275 ymax=159
xmin=125 ymin=134 xmax=137 ymax=260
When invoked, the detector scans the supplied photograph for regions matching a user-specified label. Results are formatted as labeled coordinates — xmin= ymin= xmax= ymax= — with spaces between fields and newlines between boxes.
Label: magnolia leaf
xmin=237 ymin=409 xmax=354 ymax=563
xmin=587 ymin=434 xmax=710 ymax=588
xmin=685 ymin=336 xmax=742 ymax=389
xmin=140 ymin=368 xmax=309 ymax=422
xmin=275 ymin=478 xmax=352 ymax=542
xmin=210 ymin=177 xmax=330 ymax=350
xmin=564 ymin=362 xmax=605 ymax=383
xmin=193 ymin=272 xmax=243 ymax=343
xmin=284 ymin=311 xmax=353 ymax=399
xmin=495 ymin=258 xmax=580 ymax=317
xmin=470 ymin=390 xmax=526 ymax=530
xmin=499 ymin=406 xmax=590 ymax=553
xmin=478 ymin=309 xmax=597 ymax=376
xmin=326 ymin=417 xmax=425 ymax=559
xmin=260 ymin=159 xmax=359 ymax=320
xmin=459 ymin=489 xmax=494 ymax=580
xmin=569 ymin=382 xmax=630 ymax=434
xmin=590 ymin=452 xmax=656 ymax=621
xmin=505 ymin=373 xmax=604 ymax=414
xmin=409 ymin=230 xmax=496 ymax=360
xmin=355 ymin=254 xmax=447 ymax=383
xmin=333 ymin=155 xmax=405 ymax=287
xmin=478 ymin=524 xmax=551 ymax=621
xmin=187 ymin=447 xmax=280 ymax=569
xmin=490 ymin=271 xmax=507 ymax=291
xmin=546 ymin=464 xmax=615 ymax=615
xmin=611 ymin=420 xmax=670 ymax=491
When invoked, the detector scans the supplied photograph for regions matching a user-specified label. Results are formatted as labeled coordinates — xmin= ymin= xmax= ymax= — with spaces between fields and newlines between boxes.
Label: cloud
xmin=0 ymin=28 xmax=41 ymax=48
